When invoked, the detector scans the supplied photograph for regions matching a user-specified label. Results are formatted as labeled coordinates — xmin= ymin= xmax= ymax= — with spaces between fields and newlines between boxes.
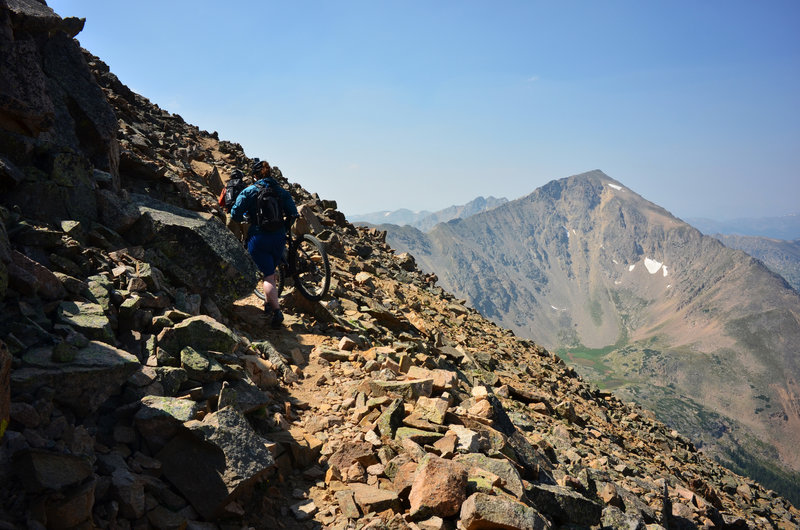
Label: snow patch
xmin=608 ymin=183 xmax=623 ymax=191
xmin=628 ymin=264 xmax=636 ymax=272
xmin=614 ymin=280 xmax=622 ymax=285
xmin=644 ymin=258 xmax=662 ymax=274
xmin=612 ymin=259 xmax=619 ymax=265
xmin=550 ymin=305 xmax=566 ymax=312
xmin=663 ymin=266 xmax=669 ymax=277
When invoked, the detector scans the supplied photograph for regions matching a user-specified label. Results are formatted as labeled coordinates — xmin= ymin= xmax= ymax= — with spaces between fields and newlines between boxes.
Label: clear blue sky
xmin=48 ymin=1 xmax=800 ymax=220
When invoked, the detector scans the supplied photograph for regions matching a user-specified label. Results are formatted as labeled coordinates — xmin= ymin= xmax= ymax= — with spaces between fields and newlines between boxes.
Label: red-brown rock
xmin=408 ymin=455 xmax=468 ymax=519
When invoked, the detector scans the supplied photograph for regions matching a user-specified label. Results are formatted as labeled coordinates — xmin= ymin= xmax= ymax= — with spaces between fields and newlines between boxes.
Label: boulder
xmin=328 ymin=441 xmax=377 ymax=473
xmin=454 ymin=453 xmax=525 ymax=500
xmin=485 ymin=395 xmax=554 ymax=481
xmin=150 ymin=366 xmax=188 ymax=396
xmin=96 ymin=189 xmax=141 ymax=233
xmin=157 ymin=406 xmax=275 ymax=520
xmin=376 ymin=398 xmax=405 ymax=438
xmin=348 ymin=483 xmax=401 ymax=514
xmin=226 ymin=378 xmax=271 ymax=414
xmin=408 ymin=454 xmax=468 ymax=519
xmin=44 ymin=478 xmax=96 ymax=530
xmin=459 ymin=493 xmax=551 ymax=530
xmin=7 ymin=250 xmax=66 ymax=299
xmin=13 ymin=448 xmax=92 ymax=492
xmin=57 ymin=300 xmax=113 ymax=343
xmin=13 ymin=341 xmax=139 ymax=416
xmin=369 ymin=378 xmax=433 ymax=401
xmin=180 ymin=346 xmax=226 ymax=382
xmin=526 ymin=483 xmax=602 ymax=526
xmin=407 ymin=366 xmax=457 ymax=392
xmin=112 ymin=467 xmax=145 ymax=519
xmin=0 ymin=0 xmax=119 ymax=221
xmin=134 ymin=395 xmax=201 ymax=453
xmin=157 ymin=315 xmax=239 ymax=356
xmin=414 ymin=396 xmax=449 ymax=425
xmin=124 ymin=194 xmax=258 ymax=308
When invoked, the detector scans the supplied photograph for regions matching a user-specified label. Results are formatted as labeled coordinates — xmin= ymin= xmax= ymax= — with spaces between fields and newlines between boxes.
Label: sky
xmin=47 ymin=1 xmax=800 ymax=221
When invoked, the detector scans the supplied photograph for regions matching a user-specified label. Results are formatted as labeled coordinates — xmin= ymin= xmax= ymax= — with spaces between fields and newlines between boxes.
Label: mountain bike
xmin=254 ymin=231 xmax=331 ymax=302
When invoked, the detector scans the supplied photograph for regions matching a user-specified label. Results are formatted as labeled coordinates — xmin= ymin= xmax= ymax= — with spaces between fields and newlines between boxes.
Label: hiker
xmin=218 ymin=168 xmax=252 ymax=242
xmin=230 ymin=159 xmax=298 ymax=328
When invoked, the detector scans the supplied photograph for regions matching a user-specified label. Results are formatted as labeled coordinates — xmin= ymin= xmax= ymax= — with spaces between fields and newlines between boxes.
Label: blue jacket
xmin=230 ymin=177 xmax=298 ymax=235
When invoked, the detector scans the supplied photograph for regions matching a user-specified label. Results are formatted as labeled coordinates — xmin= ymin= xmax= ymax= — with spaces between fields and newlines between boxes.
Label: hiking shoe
xmin=270 ymin=309 xmax=284 ymax=329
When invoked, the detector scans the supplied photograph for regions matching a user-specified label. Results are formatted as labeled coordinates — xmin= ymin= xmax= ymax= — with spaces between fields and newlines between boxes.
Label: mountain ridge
xmin=351 ymin=195 xmax=508 ymax=232
xmin=710 ymin=234 xmax=800 ymax=292
xmin=378 ymin=170 xmax=800 ymax=501
xmin=687 ymin=214 xmax=800 ymax=240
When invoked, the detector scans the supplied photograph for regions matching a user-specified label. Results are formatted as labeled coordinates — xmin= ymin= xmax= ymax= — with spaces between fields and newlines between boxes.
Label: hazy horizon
xmin=48 ymin=1 xmax=800 ymax=221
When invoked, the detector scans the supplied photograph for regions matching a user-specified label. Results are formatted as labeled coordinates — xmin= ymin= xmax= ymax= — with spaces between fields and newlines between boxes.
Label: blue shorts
xmin=247 ymin=231 xmax=286 ymax=276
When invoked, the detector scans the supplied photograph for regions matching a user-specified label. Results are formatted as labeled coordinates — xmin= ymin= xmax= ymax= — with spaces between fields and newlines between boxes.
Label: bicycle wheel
xmin=294 ymin=234 xmax=330 ymax=301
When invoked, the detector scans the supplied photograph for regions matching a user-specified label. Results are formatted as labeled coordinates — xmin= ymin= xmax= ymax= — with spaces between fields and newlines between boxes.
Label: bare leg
xmin=263 ymin=274 xmax=280 ymax=310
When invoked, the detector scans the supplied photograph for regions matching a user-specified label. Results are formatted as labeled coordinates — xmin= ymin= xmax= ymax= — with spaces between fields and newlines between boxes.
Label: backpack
xmin=223 ymin=172 xmax=247 ymax=211
xmin=254 ymin=181 xmax=284 ymax=231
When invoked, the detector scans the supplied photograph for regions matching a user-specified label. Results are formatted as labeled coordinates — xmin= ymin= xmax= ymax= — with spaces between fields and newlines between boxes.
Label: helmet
xmin=252 ymin=159 xmax=270 ymax=174
xmin=230 ymin=168 xmax=244 ymax=178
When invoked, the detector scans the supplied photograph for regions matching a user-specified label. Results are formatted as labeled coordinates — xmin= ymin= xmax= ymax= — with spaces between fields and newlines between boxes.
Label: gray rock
xmin=369 ymin=378 xmax=433 ymax=400
xmin=454 ymin=453 xmax=525 ymax=499
xmin=158 ymin=315 xmax=240 ymax=357
xmin=96 ymin=189 xmax=141 ymax=233
xmin=112 ymin=467 xmax=146 ymax=519
xmin=485 ymin=395 xmax=554 ymax=481
xmin=157 ymin=407 xmax=275 ymax=520
xmin=135 ymin=395 xmax=200 ymax=453
xmin=602 ymin=505 xmax=646 ymax=530
xmin=180 ymin=346 xmax=226 ymax=382
xmin=13 ymin=341 xmax=139 ymax=416
xmin=125 ymin=194 xmax=258 ymax=308
xmin=526 ymin=483 xmax=602 ymax=526
xmin=226 ymin=378 xmax=270 ymax=414
xmin=12 ymin=448 xmax=92 ymax=492
xmin=376 ymin=398 xmax=405 ymax=438
xmin=150 ymin=366 xmax=188 ymax=396
xmin=459 ymin=492 xmax=551 ymax=530
xmin=146 ymin=505 xmax=188 ymax=530
xmin=56 ymin=300 xmax=113 ymax=343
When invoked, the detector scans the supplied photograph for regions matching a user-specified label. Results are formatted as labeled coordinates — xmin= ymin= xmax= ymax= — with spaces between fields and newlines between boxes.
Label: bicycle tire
xmin=294 ymin=234 xmax=330 ymax=301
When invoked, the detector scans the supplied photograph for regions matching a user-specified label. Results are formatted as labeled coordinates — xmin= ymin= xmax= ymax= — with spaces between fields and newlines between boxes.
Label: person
xmin=217 ymin=168 xmax=252 ymax=242
xmin=230 ymin=159 xmax=298 ymax=328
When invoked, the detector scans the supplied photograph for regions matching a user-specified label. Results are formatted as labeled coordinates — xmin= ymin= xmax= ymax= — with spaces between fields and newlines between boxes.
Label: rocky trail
xmin=1 ymin=2 xmax=799 ymax=529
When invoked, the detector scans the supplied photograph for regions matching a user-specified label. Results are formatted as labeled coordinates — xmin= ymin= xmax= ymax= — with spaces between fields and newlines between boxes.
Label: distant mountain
xmin=350 ymin=208 xmax=434 ymax=227
xmin=713 ymin=234 xmax=800 ymax=292
xmin=351 ymin=196 xmax=507 ymax=231
xmin=687 ymin=214 xmax=800 ymax=240
xmin=380 ymin=170 xmax=800 ymax=500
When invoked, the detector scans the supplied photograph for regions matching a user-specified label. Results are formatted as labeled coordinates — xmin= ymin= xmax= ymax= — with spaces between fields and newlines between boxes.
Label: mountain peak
xmin=381 ymin=171 xmax=800 ymax=504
